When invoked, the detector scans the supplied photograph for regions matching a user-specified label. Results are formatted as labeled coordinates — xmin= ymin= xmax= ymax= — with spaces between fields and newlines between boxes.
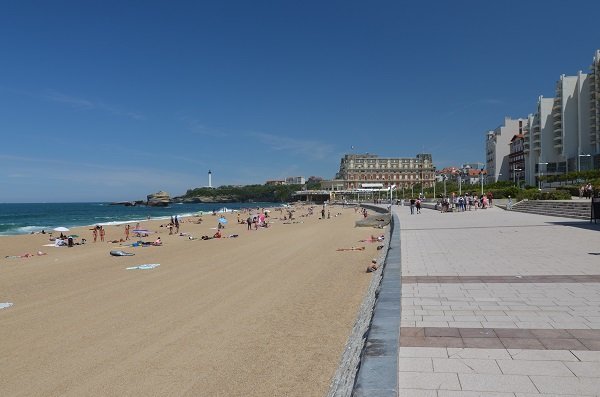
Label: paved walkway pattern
xmin=396 ymin=205 xmax=600 ymax=396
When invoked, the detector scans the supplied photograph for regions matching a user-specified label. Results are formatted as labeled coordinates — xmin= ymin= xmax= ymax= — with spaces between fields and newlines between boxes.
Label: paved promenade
xmin=395 ymin=204 xmax=600 ymax=396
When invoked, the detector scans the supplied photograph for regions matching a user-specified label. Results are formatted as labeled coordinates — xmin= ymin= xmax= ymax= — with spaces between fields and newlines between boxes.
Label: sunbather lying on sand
xmin=5 ymin=251 xmax=47 ymax=259
xmin=359 ymin=235 xmax=385 ymax=243
xmin=336 ymin=246 xmax=366 ymax=251
xmin=366 ymin=259 xmax=378 ymax=273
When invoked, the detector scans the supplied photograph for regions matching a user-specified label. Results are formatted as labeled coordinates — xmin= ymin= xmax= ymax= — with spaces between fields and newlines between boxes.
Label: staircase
xmin=509 ymin=200 xmax=591 ymax=220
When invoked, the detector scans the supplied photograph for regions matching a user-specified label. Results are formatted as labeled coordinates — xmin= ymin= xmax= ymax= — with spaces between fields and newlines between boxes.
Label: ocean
xmin=0 ymin=202 xmax=282 ymax=236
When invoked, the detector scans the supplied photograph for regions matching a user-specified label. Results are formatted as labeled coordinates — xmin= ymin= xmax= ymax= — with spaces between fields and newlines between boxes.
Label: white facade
xmin=486 ymin=117 xmax=525 ymax=182
xmin=552 ymin=73 xmax=592 ymax=173
xmin=523 ymin=97 xmax=554 ymax=186
xmin=590 ymin=50 xmax=600 ymax=159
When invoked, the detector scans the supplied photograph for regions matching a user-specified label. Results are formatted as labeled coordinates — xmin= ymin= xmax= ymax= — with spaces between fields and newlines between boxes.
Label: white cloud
xmin=445 ymin=98 xmax=504 ymax=116
xmin=39 ymin=90 xmax=145 ymax=120
xmin=248 ymin=132 xmax=335 ymax=160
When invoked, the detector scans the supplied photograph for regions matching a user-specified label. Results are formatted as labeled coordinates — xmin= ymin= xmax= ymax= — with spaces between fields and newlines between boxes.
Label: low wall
xmin=327 ymin=204 xmax=400 ymax=397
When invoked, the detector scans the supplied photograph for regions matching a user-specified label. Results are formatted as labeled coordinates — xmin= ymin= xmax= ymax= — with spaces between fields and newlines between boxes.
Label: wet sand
xmin=0 ymin=205 xmax=380 ymax=396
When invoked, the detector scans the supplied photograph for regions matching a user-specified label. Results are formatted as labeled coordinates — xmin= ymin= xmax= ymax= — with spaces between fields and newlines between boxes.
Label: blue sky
xmin=1 ymin=1 xmax=599 ymax=202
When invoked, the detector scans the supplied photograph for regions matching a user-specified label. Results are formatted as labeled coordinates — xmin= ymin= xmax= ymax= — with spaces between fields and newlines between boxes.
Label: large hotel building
xmin=324 ymin=153 xmax=435 ymax=190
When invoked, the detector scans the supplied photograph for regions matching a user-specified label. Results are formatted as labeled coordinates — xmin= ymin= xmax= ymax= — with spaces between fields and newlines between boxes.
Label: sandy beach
xmin=0 ymin=204 xmax=381 ymax=396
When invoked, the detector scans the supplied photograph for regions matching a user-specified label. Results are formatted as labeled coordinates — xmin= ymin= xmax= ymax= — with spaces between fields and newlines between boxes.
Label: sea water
xmin=0 ymin=202 xmax=281 ymax=236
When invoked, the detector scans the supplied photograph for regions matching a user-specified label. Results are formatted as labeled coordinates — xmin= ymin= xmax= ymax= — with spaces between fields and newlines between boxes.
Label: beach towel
xmin=110 ymin=250 xmax=135 ymax=256
xmin=0 ymin=302 xmax=14 ymax=310
xmin=126 ymin=264 xmax=160 ymax=270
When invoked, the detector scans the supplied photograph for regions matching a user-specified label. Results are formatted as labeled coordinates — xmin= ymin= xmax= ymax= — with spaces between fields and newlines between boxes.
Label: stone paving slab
xmin=395 ymin=205 xmax=600 ymax=396
xmin=401 ymin=282 xmax=600 ymax=329
xmin=399 ymin=327 xmax=600 ymax=350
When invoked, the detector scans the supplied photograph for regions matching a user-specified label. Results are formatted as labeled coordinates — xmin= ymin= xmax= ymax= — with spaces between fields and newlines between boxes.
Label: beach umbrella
xmin=218 ymin=217 xmax=228 ymax=224
xmin=53 ymin=227 xmax=70 ymax=232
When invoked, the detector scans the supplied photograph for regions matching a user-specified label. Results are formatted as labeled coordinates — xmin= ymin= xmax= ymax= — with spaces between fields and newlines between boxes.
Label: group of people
xmin=579 ymin=183 xmax=595 ymax=199
xmin=408 ymin=198 xmax=422 ymax=214
xmin=92 ymin=225 xmax=105 ymax=242
xmin=245 ymin=213 xmax=269 ymax=230
xmin=436 ymin=192 xmax=493 ymax=212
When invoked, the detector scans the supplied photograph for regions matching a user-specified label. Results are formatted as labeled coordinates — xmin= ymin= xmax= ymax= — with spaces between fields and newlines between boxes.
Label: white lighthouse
xmin=208 ymin=170 xmax=212 ymax=188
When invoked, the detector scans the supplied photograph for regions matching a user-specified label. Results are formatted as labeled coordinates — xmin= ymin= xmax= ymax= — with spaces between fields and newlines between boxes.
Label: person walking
xmin=409 ymin=198 xmax=416 ymax=215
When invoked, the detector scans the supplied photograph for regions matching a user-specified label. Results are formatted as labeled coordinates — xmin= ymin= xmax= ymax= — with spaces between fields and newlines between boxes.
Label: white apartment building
xmin=486 ymin=117 xmax=526 ymax=183
xmin=514 ymin=49 xmax=600 ymax=186
xmin=523 ymin=96 xmax=554 ymax=186
xmin=590 ymin=50 xmax=600 ymax=163
xmin=552 ymin=73 xmax=593 ymax=173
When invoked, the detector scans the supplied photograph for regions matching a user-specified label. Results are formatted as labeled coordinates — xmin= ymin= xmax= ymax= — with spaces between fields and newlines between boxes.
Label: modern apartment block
xmin=591 ymin=50 xmax=600 ymax=161
xmin=486 ymin=117 xmax=526 ymax=182
xmin=523 ymin=96 xmax=554 ymax=186
xmin=332 ymin=153 xmax=435 ymax=190
xmin=498 ymin=49 xmax=600 ymax=187
xmin=552 ymin=73 xmax=593 ymax=172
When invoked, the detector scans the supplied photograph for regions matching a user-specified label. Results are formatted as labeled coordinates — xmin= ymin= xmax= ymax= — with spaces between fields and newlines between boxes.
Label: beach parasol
xmin=53 ymin=227 xmax=70 ymax=232
xmin=218 ymin=217 xmax=228 ymax=224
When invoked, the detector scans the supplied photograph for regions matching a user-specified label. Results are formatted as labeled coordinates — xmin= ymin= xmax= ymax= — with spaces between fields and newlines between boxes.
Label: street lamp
xmin=443 ymin=174 xmax=447 ymax=198
xmin=480 ymin=169 xmax=484 ymax=195
xmin=578 ymin=154 xmax=591 ymax=172
xmin=513 ymin=168 xmax=522 ymax=185
xmin=537 ymin=162 xmax=549 ymax=190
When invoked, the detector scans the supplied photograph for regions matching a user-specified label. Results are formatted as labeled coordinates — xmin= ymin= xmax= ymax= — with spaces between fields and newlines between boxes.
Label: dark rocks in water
xmin=110 ymin=201 xmax=143 ymax=207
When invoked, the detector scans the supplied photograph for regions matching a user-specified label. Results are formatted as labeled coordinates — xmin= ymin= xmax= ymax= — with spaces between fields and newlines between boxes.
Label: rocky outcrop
xmin=147 ymin=191 xmax=171 ymax=207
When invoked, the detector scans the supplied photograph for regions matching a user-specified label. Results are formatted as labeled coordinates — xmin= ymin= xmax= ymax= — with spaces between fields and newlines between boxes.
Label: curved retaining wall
xmin=327 ymin=205 xmax=400 ymax=397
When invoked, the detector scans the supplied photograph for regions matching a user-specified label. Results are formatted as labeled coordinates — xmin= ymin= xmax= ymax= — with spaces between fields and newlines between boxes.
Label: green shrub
xmin=517 ymin=189 xmax=572 ymax=200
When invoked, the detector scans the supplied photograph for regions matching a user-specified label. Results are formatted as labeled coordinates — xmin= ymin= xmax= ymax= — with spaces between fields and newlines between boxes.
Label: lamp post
xmin=537 ymin=162 xmax=549 ymax=190
xmin=480 ymin=169 xmax=484 ymax=196
xmin=420 ymin=161 xmax=424 ymax=197
xmin=443 ymin=174 xmax=447 ymax=198
xmin=578 ymin=154 xmax=591 ymax=172
xmin=513 ymin=168 xmax=522 ymax=185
